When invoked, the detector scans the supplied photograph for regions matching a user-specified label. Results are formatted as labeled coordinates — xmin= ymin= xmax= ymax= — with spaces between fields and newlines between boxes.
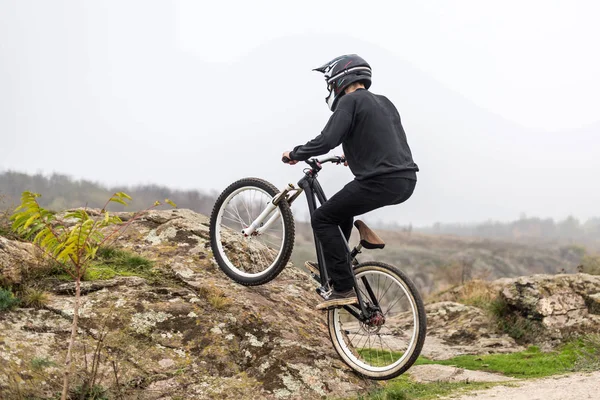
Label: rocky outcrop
xmin=422 ymin=302 xmax=523 ymax=359
xmin=0 ymin=236 xmax=40 ymax=286
xmin=0 ymin=209 xmax=372 ymax=399
xmin=497 ymin=274 xmax=600 ymax=340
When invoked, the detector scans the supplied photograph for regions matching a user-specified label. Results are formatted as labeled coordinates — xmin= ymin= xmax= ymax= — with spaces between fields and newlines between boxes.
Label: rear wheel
xmin=327 ymin=262 xmax=426 ymax=380
xmin=209 ymin=178 xmax=295 ymax=286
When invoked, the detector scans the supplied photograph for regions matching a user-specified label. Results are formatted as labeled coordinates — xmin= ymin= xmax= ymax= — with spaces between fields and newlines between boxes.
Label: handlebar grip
xmin=282 ymin=156 xmax=291 ymax=164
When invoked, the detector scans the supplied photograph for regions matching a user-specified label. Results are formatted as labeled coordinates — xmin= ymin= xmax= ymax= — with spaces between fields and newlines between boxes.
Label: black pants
xmin=311 ymin=176 xmax=416 ymax=292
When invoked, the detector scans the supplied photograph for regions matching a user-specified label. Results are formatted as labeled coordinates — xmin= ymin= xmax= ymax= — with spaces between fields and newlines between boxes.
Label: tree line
xmin=0 ymin=170 xmax=216 ymax=215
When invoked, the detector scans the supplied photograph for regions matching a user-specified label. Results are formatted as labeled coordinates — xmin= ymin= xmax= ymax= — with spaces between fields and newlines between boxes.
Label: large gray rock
xmin=422 ymin=302 xmax=523 ymax=359
xmin=498 ymin=274 xmax=600 ymax=339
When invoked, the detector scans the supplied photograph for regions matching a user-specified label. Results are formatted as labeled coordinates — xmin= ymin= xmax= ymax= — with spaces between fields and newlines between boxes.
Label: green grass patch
xmin=414 ymin=344 xmax=581 ymax=378
xmin=353 ymin=340 xmax=600 ymax=399
xmin=30 ymin=357 xmax=56 ymax=371
xmin=85 ymin=246 xmax=155 ymax=281
xmin=360 ymin=341 xmax=594 ymax=380
xmin=357 ymin=375 xmax=496 ymax=400
xmin=35 ymin=247 xmax=155 ymax=282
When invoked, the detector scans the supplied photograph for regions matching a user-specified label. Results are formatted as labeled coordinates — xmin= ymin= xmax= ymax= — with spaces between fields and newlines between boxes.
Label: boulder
xmin=498 ymin=274 xmax=600 ymax=339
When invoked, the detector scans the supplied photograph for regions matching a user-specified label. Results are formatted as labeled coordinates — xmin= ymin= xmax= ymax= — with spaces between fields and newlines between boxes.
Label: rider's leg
xmin=311 ymin=177 xmax=416 ymax=294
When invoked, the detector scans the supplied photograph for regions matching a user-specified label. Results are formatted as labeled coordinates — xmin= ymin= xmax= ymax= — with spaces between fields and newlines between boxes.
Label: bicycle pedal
xmin=316 ymin=286 xmax=332 ymax=299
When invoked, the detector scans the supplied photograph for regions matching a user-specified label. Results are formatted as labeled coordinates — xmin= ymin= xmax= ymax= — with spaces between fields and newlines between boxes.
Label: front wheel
xmin=327 ymin=262 xmax=427 ymax=380
xmin=209 ymin=178 xmax=295 ymax=286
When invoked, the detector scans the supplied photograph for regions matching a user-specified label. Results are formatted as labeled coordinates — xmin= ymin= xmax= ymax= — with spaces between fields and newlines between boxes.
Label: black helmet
xmin=313 ymin=54 xmax=372 ymax=111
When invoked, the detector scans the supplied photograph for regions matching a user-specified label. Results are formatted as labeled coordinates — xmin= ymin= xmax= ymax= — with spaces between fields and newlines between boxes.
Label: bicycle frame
xmin=285 ymin=157 xmax=375 ymax=320
xmin=240 ymin=156 xmax=380 ymax=320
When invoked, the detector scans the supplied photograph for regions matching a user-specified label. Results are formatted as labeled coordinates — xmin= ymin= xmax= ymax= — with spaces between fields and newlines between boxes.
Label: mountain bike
xmin=208 ymin=155 xmax=426 ymax=380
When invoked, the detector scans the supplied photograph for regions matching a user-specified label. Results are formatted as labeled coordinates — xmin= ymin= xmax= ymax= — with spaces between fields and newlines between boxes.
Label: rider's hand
xmin=282 ymin=151 xmax=298 ymax=165
xmin=341 ymin=154 xmax=348 ymax=166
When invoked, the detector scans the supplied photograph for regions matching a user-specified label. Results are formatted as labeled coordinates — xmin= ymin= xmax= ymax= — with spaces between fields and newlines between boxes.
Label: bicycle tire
xmin=327 ymin=261 xmax=426 ymax=380
xmin=209 ymin=178 xmax=295 ymax=286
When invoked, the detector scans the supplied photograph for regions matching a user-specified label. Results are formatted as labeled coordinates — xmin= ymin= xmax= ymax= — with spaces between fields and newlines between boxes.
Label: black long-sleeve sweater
xmin=289 ymin=89 xmax=418 ymax=181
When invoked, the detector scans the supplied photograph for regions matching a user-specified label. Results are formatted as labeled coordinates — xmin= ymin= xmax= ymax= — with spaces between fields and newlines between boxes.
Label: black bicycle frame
xmin=293 ymin=161 xmax=372 ymax=320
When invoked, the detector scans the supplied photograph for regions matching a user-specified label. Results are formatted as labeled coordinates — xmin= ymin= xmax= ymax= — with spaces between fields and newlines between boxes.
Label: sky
xmin=1 ymin=1 xmax=599 ymax=226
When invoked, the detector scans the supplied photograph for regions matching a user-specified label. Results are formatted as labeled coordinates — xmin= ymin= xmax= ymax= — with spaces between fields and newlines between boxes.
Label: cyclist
xmin=282 ymin=54 xmax=419 ymax=310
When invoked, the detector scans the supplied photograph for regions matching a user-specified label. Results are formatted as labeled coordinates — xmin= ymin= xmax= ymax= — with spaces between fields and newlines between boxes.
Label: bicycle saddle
xmin=354 ymin=220 xmax=385 ymax=249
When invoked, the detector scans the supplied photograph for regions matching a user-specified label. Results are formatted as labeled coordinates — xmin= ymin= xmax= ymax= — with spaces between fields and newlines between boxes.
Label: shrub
xmin=0 ymin=288 xmax=20 ymax=311
xmin=579 ymin=254 xmax=600 ymax=275
xmin=490 ymin=297 xmax=545 ymax=344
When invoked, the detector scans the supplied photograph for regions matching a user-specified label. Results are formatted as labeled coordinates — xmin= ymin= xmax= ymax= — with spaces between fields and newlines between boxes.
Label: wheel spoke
xmin=328 ymin=264 xmax=425 ymax=379
xmin=212 ymin=182 xmax=291 ymax=281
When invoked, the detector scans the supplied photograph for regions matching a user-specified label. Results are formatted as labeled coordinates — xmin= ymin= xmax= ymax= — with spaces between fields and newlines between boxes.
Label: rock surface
xmin=0 ymin=209 xmax=372 ymax=399
xmin=0 ymin=236 xmax=40 ymax=286
xmin=498 ymin=274 xmax=600 ymax=339
xmin=447 ymin=371 xmax=600 ymax=400
xmin=2 ymin=209 xmax=600 ymax=399
xmin=408 ymin=364 xmax=515 ymax=383
xmin=421 ymin=301 xmax=524 ymax=359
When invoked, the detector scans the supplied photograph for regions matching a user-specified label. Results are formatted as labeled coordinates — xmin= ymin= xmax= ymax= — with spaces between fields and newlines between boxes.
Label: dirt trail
xmin=448 ymin=371 xmax=600 ymax=400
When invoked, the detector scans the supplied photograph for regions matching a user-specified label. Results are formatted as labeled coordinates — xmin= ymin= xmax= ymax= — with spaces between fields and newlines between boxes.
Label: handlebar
xmin=282 ymin=155 xmax=345 ymax=165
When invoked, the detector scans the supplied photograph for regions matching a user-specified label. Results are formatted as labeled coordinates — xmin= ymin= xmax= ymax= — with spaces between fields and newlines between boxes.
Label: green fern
xmin=9 ymin=190 xmax=175 ymax=400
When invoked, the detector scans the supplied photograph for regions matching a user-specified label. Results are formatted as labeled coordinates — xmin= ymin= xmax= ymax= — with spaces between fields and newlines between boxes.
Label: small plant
xmin=21 ymin=288 xmax=50 ymax=309
xmin=11 ymin=191 xmax=175 ymax=400
xmin=489 ymin=297 xmax=545 ymax=343
xmin=574 ymin=334 xmax=600 ymax=371
xmin=208 ymin=291 xmax=232 ymax=310
xmin=0 ymin=288 xmax=20 ymax=311
xmin=31 ymin=357 xmax=56 ymax=371
xmin=71 ymin=384 xmax=109 ymax=400
xmin=198 ymin=285 xmax=232 ymax=310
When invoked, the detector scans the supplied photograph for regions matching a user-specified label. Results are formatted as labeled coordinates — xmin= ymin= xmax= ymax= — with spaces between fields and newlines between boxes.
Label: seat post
xmin=350 ymin=244 xmax=362 ymax=263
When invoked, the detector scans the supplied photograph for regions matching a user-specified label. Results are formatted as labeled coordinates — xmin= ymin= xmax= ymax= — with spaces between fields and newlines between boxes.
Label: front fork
xmin=241 ymin=183 xmax=377 ymax=322
xmin=240 ymin=183 xmax=303 ymax=236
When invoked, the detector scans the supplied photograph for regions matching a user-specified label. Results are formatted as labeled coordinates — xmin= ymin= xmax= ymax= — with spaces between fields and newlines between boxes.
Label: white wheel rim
xmin=214 ymin=186 xmax=286 ymax=278
xmin=331 ymin=269 xmax=419 ymax=373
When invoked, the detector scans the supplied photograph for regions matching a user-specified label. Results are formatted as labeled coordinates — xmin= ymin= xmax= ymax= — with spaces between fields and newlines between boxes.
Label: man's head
xmin=313 ymin=54 xmax=372 ymax=111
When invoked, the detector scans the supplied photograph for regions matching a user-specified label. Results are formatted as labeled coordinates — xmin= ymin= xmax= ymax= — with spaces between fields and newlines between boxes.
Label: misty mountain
xmin=0 ymin=2 xmax=597 ymax=227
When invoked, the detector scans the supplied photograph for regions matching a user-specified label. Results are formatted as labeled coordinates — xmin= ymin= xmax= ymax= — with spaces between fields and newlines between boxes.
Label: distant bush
xmin=559 ymin=244 xmax=586 ymax=263
xmin=579 ymin=254 xmax=600 ymax=275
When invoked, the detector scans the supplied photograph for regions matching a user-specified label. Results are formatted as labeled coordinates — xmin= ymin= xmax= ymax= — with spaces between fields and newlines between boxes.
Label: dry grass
xmin=21 ymin=288 xmax=50 ymax=309
xmin=429 ymin=279 xmax=499 ymax=309
xmin=198 ymin=285 xmax=232 ymax=310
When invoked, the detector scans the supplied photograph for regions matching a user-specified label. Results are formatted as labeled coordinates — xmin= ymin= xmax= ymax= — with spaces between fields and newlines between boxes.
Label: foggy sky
xmin=1 ymin=1 xmax=599 ymax=226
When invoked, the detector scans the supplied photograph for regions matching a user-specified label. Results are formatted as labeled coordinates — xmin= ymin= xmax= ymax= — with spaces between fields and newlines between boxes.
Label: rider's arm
xmin=289 ymin=107 xmax=353 ymax=162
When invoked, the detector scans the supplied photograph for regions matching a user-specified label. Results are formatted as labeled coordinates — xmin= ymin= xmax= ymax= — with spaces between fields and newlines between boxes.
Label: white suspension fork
xmin=241 ymin=183 xmax=296 ymax=236
xmin=241 ymin=202 xmax=278 ymax=236
xmin=255 ymin=211 xmax=281 ymax=235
